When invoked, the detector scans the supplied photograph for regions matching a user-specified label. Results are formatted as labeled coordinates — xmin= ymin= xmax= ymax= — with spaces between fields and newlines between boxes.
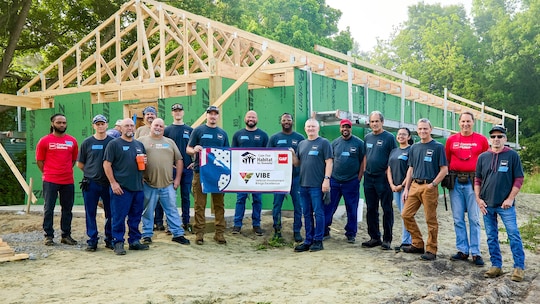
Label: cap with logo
xmin=142 ymin=106 xmax=157 ymax=115
xmin=115 ymin=119 xmax=123 ymax=126
xmin=92 ymin=114 xmax=108 ymax=124
xmin=489 ymin=125 xmax=507 ymax=134
xmin=206 ymin=105 xmax=219 ymax=113
xmin=340 ymin=119 xmax=353 ymax=127
xmin=171 ymin=103 xmax=184 ymax=111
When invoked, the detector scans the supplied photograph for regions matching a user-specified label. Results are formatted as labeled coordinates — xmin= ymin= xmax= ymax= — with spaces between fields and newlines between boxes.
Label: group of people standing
xmin=36 ymin=107 xmax=526 ymax=281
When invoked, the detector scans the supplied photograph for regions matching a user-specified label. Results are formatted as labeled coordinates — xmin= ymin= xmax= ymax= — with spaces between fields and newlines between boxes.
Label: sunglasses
xmin=490 ymin=135 xmax=505 ymax=139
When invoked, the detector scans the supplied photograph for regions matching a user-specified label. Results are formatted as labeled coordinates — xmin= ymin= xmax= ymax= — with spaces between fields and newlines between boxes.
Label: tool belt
xmin=455 ymin=171 xmax=475 ymax=184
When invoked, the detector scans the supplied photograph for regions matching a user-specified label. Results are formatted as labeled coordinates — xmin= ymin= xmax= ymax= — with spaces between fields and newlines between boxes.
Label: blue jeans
xmin=300 ymin=186 xmax=324 ymax=244
xmin=272 ymin=176 xmax=302 ymax=233
xmin=155 ymin=168 xmax=193 ymax=226
xmin=234 ymin=193 xmax=262 ymax=228
xmin=483 ymin=205 xmax=525 ymax=269
xmin=42 ymin=181 xmax=74 ymax=238
xmin=110 ymin=188 xmax=144 ymax=245
xmin=363 ymin=173 xmax=394 ymax=242
xmin=450 ymin=178 xmax=481 ymax=256
xmin=142 ymin=183 xmax=185 ymax=238
xmin=325 ymin=178 xmax=360 ymax=237
xmin=82 ymin=179 xmax=112 ymax=246
xmin=393 ymin=190 xmax=411 ymax=245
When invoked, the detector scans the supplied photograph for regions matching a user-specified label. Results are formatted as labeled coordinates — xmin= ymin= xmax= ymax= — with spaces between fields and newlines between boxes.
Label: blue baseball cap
xmin=92 ymin=114 xmax=108 ymax=124
xmin=143 ymin=106 xmax=157 ymax=115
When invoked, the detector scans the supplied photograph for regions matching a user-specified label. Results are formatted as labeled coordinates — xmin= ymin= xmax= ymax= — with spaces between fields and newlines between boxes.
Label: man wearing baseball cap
xmin=324 ymin=119 xmax=365 ymax=243
xmin=77 ymin=114 xmax=115 ymax=251
xmin=106 ymin=119 xmax=123 ymax=138
xmin=187 ymin=105 xmax=229 ymax=245
xmin=163 ymin=103 xmax=194 ymax=233
xmin=475 ymin=125 xmax=526 ymax=281
xmin=135 ymin=106 xmax=157 ymax=139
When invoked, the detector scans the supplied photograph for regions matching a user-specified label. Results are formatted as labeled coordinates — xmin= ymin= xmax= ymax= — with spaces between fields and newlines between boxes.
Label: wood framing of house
xmin=7 ymin=0 xmax=502 ymax=125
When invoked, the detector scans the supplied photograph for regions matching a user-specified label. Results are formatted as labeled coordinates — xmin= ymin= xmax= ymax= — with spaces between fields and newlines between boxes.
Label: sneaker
xmin=141 ymin=237 xmax=152 ymax=245
xmin=484 ymin=267 xmax=503 ymax=278
xmin=310 ymin=240 xmax=324 ymax=252
xmin=105 ymin=241 xmax=114 ymax=250
xmin=85 ymin=244 xmax=97 ymax=252
xmin=323 ymin=231 xmax=331 ymax=240
xmin=61 ymin=236 xmax=78 ymax=245
xmin=472 ymin=255 xmax=485 ymax=267
xmin=44 ymin=237 xmax=54 ymax=246
xmin=231 ymin=226 xmax=241 ymax=234
xmin=196 ymin=233 xmax=204 ymax=245
xmin=346 ymin=235 xmax=356 ymax=244
xmin=214 ymin=234 xmax=227 ymax=244
xmin=253 ymin=226 xmax=263 ymax=236
xmin=165 ymin=228 xmax=172 ymax=235
xmin=420 ymin=251 xmax=437 ymax=261
xmin=129 ymin=241 xmax=150 ymax=250
xmin=154 ymin=224 xmax=165 ymax=231
xmin=361 ymin=239 xmax=382 ymax=248
xmin=511 ymin=268 xmax=524 ymax=282
xmin=294 ymin=242 xmax=311 ymax=252
xmin=402 ymin=245 xmax=425 ymax=254
xmin=293 ymin=232 xmax=303 ymax=243
xmin=114 ymin=242 xmax=126 ymax=255
xmin=451 ymin=251 xmax=469 ymax=261
xmin=172 ymin=235 xmax=190 ymax=245
xmin=381 ymin=241 xmax=392 ymax=250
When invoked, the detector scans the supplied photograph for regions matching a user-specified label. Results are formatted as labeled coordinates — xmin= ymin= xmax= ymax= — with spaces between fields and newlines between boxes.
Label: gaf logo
xmin=278 ymin=153 xmax=288 ymax=164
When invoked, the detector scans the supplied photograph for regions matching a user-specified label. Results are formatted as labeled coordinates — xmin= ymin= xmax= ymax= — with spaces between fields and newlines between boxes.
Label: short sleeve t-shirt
xmin=36 ymin=133 xmax=79 ymax=184
xmin=103 ymin=138 xmax=145 ymax=192
xmin=408 ymin=140 xmax=447 ymax=181
xmin=331 ymin=135 xmax=365 ymax=182
xmin=188 ymin=125 xmax=229 ymax=172
xmin=364 ymin=130 xmax=396 ymax=175
xmin=232 ymin=128 xmax=269 ymax=148
xmin=267 ymin=131 xmax=304 ymax=177
xmin=139 ymin=136 xmax=182 ymax=188
xmin=297 ymin=137 xmax=333 ymax=187
xmin=387 ymin=146 xmax=411 ymax=186
xmin=164 ymin=124 xmax=193 ymax=168
xmin=445 ymin=132 xmax=489 ymax=172
xmin=77 ymin=135 xmax=114 ymax=185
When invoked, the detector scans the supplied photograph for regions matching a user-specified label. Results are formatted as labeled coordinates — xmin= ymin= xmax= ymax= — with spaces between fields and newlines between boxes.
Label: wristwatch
xmin=324 ymin=176 xmax=330 ymax=180
xmin=431 ymin=181 xmax=438 ymax=187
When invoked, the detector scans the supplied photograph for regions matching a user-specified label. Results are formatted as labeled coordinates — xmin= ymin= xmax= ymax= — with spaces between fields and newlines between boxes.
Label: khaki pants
xmin=192 ymin=172 xmax=225 ymax=236
xmin=402 ymin=182 xmax=439 ymax=254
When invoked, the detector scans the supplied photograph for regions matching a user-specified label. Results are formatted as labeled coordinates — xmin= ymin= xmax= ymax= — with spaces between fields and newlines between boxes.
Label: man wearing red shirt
xmin=445 ymin=112 xmax=489 ymax=266
xmin=36 ymin=113 xmax=79 ymax=246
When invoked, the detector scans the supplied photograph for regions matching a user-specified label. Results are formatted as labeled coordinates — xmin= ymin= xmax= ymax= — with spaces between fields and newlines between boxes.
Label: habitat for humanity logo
xmin=239 ymin=172 xmax=253 ymax=184
xmin=241 ymin=151 xmax=257 ymax=164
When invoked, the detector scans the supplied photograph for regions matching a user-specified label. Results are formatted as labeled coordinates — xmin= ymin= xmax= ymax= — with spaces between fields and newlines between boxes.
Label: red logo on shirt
xmin=278 ymin=154 xmax=288 ymax=164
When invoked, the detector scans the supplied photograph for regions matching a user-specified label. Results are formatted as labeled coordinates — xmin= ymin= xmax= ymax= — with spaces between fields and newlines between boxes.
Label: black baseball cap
xmin=206 ymin=106 xmax=219 ymax=113
xmin=171 ymin=103 xmax=183 ymax=111
xmin=489 ymin=125 xmax=507 ymax=134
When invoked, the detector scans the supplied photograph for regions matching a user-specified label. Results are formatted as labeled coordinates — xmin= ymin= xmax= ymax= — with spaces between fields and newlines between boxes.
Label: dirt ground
xmin=0 ymin=193 xmax=539 ymax=304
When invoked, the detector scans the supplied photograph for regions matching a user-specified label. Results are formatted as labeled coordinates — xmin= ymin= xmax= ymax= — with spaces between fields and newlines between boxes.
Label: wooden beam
xmin=191 ymin=51 xmax=273 ymax=127
xmin=314 ymin=44 xmax=420 ymax=85
xmin=0 ymin=94 xmax=40 ymax=109
xmin=0 ymin=143 xmax=37 ymax=203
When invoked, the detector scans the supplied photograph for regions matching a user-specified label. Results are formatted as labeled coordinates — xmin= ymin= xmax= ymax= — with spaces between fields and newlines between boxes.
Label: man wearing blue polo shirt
xmin=324 ymin=119 xmax=365 ymax=243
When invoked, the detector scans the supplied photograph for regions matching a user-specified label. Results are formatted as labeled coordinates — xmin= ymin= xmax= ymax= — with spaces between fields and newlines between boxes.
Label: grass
xmin=497 ymin=215 xmax=540 ymax=252
xmin=522 ymin=172 xmax=540 ymax=194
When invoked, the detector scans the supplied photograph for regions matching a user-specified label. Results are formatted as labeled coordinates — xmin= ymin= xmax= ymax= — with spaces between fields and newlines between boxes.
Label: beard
xmin=246 ymin=121 xmax=257 ymax=128
xmin=53 ymin=125 xmax=67 ymax=134
xmin=124 ymin=131 xmax=134 ymax=138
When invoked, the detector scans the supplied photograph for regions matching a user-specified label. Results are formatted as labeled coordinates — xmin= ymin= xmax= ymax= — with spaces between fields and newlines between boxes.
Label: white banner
xmin=199 ymin=147 xmax=292 ymax=193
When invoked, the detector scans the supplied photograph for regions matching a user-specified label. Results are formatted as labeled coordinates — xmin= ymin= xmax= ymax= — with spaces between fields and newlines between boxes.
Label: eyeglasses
xmin=341 ymin=125 xmax=351 ymax=129
xmin=490 ymin=135 xmax=505 ymax=139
